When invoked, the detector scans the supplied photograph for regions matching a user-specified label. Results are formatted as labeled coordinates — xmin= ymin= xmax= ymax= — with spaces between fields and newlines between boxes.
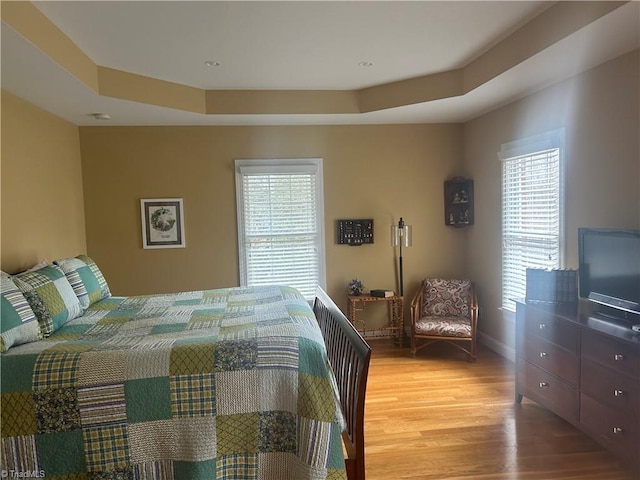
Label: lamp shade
xmin=391 ymin=218 xmax=412 ymax=248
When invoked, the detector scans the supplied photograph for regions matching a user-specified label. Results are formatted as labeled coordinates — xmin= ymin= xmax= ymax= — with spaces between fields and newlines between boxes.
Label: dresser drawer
xmin=523 ymin=336 xmax=579 ymax=386
xmin=581 ymin=358 xmax=639 ymax=416
xmin=582 ymin=329 xmax=639 ymax=378
xmin=581 ymin=393 xmax=639 ymax=458
xmin=517 ymin=360 xmax=578 ymax=422
xmin=523 ymin=309 xmax=579 ymax=353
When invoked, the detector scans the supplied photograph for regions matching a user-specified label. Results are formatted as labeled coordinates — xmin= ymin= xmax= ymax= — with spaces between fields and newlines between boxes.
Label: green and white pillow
xmin=0 ymin=273 xmax=42 ymax=352
xmin=55 ymin=255 xmax=111 ymax=309
xmin=13 ymin=264 xmax=83 ymax=336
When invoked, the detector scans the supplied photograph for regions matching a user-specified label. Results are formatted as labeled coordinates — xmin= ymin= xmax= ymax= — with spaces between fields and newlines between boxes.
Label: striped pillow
xmin=0 ymin=273 xmax=42 ymax=352
xmin=55 ymin=255 xmax=111 ymax=309
xmin=13 ymin=264 xmax=83 ymax=336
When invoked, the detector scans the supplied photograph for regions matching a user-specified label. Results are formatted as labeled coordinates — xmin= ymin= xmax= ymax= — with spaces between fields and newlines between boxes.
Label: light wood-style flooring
xmin=363 ymin=340 xmax=637 ymax=480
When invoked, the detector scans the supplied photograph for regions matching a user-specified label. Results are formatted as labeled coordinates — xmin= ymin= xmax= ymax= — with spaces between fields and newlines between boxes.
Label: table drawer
xmin=523 ymin=336 xmax=579 ymax=385
xmin=581 ymin=358 xmax=639 ymax=416
xmin=581 ymin=393 xmax=639 ymax=458
xmin=523 ymin=309 xmax=578 ymax=353
xmin=517 ymin=360 xmax=578 ymax=422
xmin=582 ymin=329 xmax=639 ymax=378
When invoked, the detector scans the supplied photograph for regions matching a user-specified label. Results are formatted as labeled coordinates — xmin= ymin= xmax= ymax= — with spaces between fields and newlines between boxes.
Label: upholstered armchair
xmin=410 ymin=278 xmax=478 ymax=361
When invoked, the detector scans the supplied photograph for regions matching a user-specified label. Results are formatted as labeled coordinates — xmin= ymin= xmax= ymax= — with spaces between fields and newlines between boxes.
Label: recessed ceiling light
xmin=358 ymin=61 xmax=374 ymax=67
xmin=91 ymin=113 xmax=110 ymax=120
xmin=204 ymin=60 xmax=221 ymax=67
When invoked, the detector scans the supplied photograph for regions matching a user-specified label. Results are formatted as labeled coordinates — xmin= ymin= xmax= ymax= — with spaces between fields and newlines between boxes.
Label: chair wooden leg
xmin=469 ymin=336 xmax=477 ymax=362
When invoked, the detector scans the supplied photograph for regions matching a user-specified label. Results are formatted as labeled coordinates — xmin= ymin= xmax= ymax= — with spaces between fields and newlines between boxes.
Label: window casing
xmin=235 ymin=158 xmax=326 ymax=300
xmin=500 ymin=129 xmax=565 ymax=312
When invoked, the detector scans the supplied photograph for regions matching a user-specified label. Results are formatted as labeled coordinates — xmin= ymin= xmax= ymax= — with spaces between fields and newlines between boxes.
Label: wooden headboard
xmin=313 ymin=287 xmax=371 ymax=480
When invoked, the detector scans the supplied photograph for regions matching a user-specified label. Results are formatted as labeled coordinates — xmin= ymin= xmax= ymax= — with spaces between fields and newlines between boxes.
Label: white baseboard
xmin=478 ymin=332 xmax=515 ymax=363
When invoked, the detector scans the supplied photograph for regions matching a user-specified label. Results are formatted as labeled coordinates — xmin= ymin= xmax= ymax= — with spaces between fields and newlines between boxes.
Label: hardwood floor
xmin=363 ymin=339 xmax=637 ymax=480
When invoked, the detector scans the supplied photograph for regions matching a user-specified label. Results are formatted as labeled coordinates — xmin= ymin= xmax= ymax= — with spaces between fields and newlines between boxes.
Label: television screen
xmin=578 ymin=228 xmax=640 ymax=318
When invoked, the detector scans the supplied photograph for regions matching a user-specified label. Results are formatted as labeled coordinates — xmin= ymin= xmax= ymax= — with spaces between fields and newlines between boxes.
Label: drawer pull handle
xmin=539 ymin=323 xmax=547 ymax=330
xmin=539 ymin=352 xmax=548 ymax=358
xmin=614 ymin=354 xmax=625 ymax=361
xmin=539 ymin=382 xmax=549 ymax=388
xmin=612 ymin=427 xmax=623 ymax=434
xmin=614 ymin=389 xmax=625 ymax=397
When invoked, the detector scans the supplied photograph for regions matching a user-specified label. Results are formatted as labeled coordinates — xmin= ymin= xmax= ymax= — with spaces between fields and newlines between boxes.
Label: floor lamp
xmin=391 ymin=217 xmax=412 ymax=296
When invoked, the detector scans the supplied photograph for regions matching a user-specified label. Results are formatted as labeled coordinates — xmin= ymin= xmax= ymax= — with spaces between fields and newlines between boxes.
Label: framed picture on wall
xmin=140 ymin=198 xmax=185 ymax=249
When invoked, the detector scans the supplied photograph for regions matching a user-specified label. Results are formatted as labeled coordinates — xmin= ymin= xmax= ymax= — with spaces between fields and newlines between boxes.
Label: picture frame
xmin=140 ymin=198 xmax=185 ymax=249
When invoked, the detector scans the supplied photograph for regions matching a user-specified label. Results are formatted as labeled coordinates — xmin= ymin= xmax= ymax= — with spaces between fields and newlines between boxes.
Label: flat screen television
xmin=578 ymin=227 xmax=640 ymax=322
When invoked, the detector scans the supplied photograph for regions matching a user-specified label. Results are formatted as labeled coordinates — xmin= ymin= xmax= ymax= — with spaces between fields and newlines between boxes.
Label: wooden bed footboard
xmin=313 ymin=287 xmax=372 ymax=480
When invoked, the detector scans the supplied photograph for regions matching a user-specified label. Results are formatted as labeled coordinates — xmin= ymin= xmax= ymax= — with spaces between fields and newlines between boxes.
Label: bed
xmin=1 ymin=272 xmax=351 ymax=479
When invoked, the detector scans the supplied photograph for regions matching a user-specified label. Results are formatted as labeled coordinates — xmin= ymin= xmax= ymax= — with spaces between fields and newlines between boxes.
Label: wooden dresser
xmin=516 ymin=301 xmax=640 ymax=474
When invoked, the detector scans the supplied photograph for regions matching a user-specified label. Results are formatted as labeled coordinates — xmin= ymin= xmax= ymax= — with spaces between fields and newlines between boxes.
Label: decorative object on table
xmin=370 ymin=289 xmax=395 ymax=298
xmin=391 ymin=217 xmax=412 ymax=296
xmin=337 ymin=219 xmax=374 ymax=246
xmin=525 ymin=268 xmax=578 ymax=304
xmin=444 ymin=177 xmax=474 ymax=226
xmin=348 ymin=278 xmax=364 ymax=296
xmin=140 ymin=198 xmax=186 ymax=249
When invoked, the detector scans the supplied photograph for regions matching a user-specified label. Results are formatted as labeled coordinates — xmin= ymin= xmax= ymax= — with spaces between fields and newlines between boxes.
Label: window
xmin=235 ymin=158 xmax=326 ymax=300
xmin=500 ymin=129 xmax=565 ymax=312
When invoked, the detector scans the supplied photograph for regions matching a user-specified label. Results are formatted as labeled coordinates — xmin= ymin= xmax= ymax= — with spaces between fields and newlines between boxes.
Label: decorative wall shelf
xmin=444 ymin=177 xmax=474 ymax=227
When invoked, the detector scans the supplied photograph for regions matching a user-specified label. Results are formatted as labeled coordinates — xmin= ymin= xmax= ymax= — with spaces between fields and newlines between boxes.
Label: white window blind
xmin=500 ymin=130 xmax=564 ymax=312
xmin=235 ymin=159 xmax=326 ymax=300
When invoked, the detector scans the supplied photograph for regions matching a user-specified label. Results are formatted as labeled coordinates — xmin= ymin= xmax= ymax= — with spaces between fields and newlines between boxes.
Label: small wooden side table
xmin=347 ymin=294 xmax=403 ymax=344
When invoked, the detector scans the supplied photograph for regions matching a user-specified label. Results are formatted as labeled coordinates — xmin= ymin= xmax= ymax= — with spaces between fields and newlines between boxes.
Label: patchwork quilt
xmin=1 ymin=286 xmax=346 ymax=479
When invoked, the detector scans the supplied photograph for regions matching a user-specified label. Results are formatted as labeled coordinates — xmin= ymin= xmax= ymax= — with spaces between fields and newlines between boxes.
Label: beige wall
xmin=463 ymin=50 xmax=640 ymax=354
xmin=79 ymin=124 xmax=466 ymax=317
xmin=0 ymin=91 xmax=86 ymax=273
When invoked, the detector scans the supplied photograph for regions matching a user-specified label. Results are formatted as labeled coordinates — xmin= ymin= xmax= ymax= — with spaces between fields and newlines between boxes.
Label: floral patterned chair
xmin=410 ymin=278 xmax=478 ymax=361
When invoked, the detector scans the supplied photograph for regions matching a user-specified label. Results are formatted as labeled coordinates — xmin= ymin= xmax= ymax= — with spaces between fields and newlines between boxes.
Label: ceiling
xmin=1 ymin=1 xmax=639 ymax=126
